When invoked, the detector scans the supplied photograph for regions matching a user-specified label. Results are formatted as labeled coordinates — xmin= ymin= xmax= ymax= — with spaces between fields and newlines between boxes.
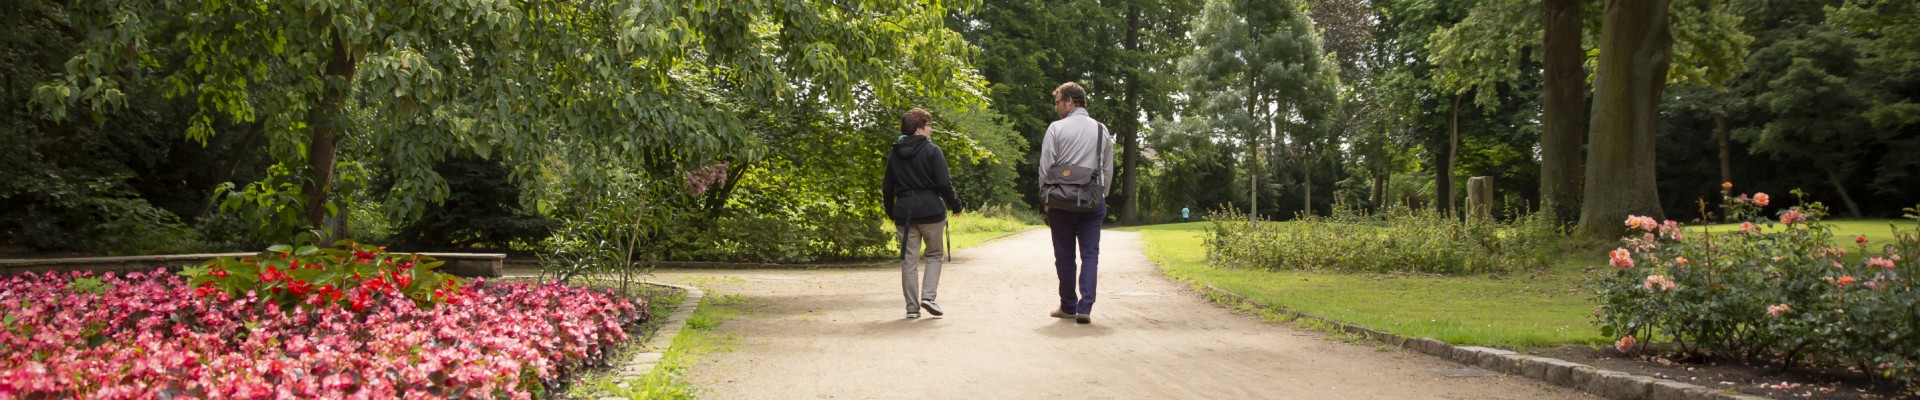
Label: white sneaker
xmin=920 ymin=299 xmax=944 ymax=316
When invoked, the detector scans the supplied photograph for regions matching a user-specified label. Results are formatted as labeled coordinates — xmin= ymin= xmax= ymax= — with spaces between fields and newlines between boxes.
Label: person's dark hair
xmin=1053 ymin=82 xmax=1087 ymax=107
xmin=900 ymin=108 xmax=933 ymax=135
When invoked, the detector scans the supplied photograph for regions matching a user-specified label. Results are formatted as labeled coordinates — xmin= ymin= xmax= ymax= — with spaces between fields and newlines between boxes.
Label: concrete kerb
xmin=609 ymin=281 xmax=704 ymax=384
xmin=1191 ymin=285 xmax=1773 ymax=400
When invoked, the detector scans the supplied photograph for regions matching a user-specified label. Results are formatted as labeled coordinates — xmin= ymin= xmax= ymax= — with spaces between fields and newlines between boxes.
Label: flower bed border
xmin=0 ymin=252 xmax=506 ymax=277
xmin=607 ymin=281 xmax=705 ymax=382
xmin=1192 ymin=284 xmax=1772 ymax=400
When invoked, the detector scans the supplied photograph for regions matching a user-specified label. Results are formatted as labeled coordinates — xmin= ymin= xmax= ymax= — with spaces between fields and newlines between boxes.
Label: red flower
xmin=1857 ymin=235 xmax=1869 ymax=244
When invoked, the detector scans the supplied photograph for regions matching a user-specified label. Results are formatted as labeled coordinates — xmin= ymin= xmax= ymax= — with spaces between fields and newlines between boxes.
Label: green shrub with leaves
xmin=1591 ymin=186 xmax=1918 ymax=393
xmin=1206 ymin=204 xmax=1564 ymax=275
xmin=184 ymin=240 xmax=462 ymax=311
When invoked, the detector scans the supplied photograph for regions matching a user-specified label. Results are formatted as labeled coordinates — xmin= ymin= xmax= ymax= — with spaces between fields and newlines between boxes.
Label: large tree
xmin=1576 ymin=0 xmax=1674 ymax=238
xmin=1183 ymin=0 xmax=1336 ymax=221
xmin=36 ymin=0 xmax=981 ymax=239
xmin=951 ymin=0 xmax=1198 ymax=222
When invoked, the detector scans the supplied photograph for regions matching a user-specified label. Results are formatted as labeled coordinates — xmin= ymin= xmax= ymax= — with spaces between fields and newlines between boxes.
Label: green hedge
xmin=1205 ymin=205 xmax=1563 ymax=275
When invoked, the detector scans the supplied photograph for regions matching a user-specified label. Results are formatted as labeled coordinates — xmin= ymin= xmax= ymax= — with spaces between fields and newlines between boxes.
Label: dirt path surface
xmin=646 ymin=229 xmax=1594 ymax=399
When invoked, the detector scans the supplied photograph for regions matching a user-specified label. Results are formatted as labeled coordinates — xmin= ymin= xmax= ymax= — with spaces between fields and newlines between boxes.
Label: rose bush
xmin=1591 ymin=185 xmax=1918 ymax=392
xmin=0 ymin=267 xmax=645 ymax=398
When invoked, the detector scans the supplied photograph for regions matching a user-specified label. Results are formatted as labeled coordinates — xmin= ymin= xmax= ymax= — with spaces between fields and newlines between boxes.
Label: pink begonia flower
xmin=1868 ymin=257 xmax=1896 ymax=270
xmin=1615 ymin=336 xmax=1637 ymax=353
xmin=1753 ymin=192 xmax=1770 ymax=207
xmin=1609 ymin=248 xmax=1635 ymax=269
xmin=1766 ymin=303 xmax=1791 ymax=318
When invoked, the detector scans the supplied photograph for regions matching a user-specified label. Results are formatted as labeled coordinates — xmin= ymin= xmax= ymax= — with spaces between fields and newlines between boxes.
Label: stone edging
xmin=1194 ymin=285 xmax=1771 ymax=400
xmin=609 ymin=281 xmax=705 ymax=385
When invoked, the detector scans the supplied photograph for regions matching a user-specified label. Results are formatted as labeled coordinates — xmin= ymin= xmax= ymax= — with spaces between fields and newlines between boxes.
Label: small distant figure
xmin=882 ymin=108 xmax=963 ymax=320
xmin=1182 ymin=206 xmax=1190 ymax=222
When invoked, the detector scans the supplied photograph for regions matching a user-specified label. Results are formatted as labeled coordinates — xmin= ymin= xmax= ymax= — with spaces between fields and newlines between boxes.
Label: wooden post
xmin=1466 ymin=176 xmax=1494 ymax=219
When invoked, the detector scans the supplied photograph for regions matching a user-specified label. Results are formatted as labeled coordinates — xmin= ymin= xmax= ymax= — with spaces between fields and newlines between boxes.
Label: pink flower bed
xmin=0 ymin=269 xmax=645 ymax=399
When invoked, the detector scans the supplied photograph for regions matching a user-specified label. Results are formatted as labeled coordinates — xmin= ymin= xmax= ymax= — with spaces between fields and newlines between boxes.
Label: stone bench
xmin=1 ymin=252 xmax=505 ymax=278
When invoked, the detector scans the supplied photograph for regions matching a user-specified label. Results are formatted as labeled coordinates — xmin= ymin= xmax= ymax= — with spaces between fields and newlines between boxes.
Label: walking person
xmin=883 ymin=108 xmax=963 ymax=319
xmin=1037 ymin=82 xmax=1111 ymax=324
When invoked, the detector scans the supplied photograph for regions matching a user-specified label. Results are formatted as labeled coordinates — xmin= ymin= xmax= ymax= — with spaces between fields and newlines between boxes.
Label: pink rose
xmin=1753 ymin=192 xmax=1770 ymax=207
xmin=1766 ymin=303 xmax=1791 ymax=318
xmin=1615 ymin=336 xmax=1637 ymax=353
xmin=1609 ymin=248 xmax=1635 ymax=269
xmin=1868 ymin=257 xmax=1895 ymax=270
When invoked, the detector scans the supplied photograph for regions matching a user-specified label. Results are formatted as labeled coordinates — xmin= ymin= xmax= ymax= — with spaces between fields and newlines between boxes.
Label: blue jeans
xmin=1047 ymin=202 xmax=1105 ymax=315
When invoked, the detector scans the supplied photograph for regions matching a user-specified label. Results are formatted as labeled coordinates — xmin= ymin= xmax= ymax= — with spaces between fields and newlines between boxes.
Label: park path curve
xmin=647 ymin=228 xmax=1593 ymax=399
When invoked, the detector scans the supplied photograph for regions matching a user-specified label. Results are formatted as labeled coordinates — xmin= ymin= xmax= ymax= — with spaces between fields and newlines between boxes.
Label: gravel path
xmin=646 ymin=228 xmax=1594 ymax=399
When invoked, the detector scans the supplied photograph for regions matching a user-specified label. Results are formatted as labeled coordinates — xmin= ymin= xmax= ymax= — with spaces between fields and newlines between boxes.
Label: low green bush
xmin=1205 ymin=204 xmax=1564 ymax=275
xmin=1591 ymin=187 xmax=1918 ymax=393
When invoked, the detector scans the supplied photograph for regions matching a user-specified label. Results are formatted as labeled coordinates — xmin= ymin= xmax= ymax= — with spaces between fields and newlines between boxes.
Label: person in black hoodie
xmin=883 ymin=108 xmax=963 ymax=319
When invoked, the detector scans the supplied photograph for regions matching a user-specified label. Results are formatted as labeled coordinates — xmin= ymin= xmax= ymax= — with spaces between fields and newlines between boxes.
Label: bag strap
xmin=1096 ymin=124 xmax=1110 ymax=183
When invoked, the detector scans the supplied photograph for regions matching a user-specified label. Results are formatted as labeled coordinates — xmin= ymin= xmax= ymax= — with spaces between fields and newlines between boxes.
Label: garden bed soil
xmin=1538 ymin=345 xmax=1912 ymax=399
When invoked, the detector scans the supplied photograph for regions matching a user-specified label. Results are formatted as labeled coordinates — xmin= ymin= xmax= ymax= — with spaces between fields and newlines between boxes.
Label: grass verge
xmin=882 ymin=210 xmax=1040 ymax=251
xmin=1121 ymin=222 xmax=1603 ymax=349
xmin=566 ymin=293 xmax=748 ymax=399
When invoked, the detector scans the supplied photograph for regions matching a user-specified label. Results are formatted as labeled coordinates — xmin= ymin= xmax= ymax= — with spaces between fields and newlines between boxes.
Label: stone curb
xmin=608 ymin=281 xmax=704 ymax=383
xmin=1193 ymin=285 xmax=1770 ymax=400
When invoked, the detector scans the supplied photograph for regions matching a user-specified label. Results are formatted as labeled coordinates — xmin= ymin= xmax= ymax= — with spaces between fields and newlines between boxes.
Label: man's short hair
xmin=1053 ymin=82 xmax=1087 ymax=107
xmin=900 ymin=108 xmax=933 ymax=135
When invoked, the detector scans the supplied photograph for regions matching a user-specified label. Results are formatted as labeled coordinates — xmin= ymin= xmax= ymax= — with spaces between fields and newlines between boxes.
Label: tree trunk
xmin=1370 ymin=166 xmax=1386 ymax=211
xmin=302 ymin=32 xmax=357 ymax=238
xmin=1117 ymin=6 xmax=1143 ymax=225
xmin=1575 ymin=0 xmax=1672 ymax=240
xmin=1303 ymin=157 xmax=1313 ymax=217
xmin=1716 ymin=114 xmax=1731 ymax=185
xmin=193 ymin=120 xmax=265 ymax=224
xmin=1438 ymin=93 xmax=1461 ymax=215
xmin=1827 ymin=169 xmax=1864 ymax=218
xmin=1541 ymin=0 xmax=1587 ymax=220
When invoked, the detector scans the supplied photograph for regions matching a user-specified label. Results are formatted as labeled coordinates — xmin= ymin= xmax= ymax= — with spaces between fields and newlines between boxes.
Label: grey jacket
xmin=1037 ymin=108 xmax=1113 ymax=197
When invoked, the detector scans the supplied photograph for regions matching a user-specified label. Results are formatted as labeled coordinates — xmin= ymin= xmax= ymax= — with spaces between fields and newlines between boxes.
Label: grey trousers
xmin=898 ymin=221 xmax=945 ymax=311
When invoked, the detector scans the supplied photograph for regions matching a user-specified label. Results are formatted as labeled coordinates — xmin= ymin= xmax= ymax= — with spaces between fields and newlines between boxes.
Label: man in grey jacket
xmin=1038 ymin=82 xmax=1111 ymax=324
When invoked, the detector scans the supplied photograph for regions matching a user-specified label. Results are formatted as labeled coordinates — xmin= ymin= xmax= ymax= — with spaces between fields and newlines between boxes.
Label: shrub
xmin=1591 ymin=186 xmax=1918 ymax=393
xmin=183 ymin=241 xmax=464 ymax=311
xmin=1205 ymin=204 xmax=1564 ymax=274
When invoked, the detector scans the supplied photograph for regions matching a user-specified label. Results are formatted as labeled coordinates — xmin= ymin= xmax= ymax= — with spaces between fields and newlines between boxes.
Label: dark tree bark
xmin=1716 ymin=114 xmax=1731 ymax=185
xmin=1541 ymin=0 xmax=1587 ymax=219
xmin=1117 ymin=5 xmax=1143 ymax=225
xmin=193 ymin=120 xmax=265 ymax=224
xmin=1575 ymin=0 xmax=1672 ymax=240
xmin=303 ymin=32 xmax=357 ymax=237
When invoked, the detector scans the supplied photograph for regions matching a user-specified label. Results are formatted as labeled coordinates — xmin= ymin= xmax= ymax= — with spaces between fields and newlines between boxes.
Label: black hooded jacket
xmin=883 ymin=134 xmax=962 ymax=224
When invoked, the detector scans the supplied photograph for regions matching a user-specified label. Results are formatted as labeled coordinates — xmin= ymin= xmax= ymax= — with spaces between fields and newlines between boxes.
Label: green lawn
xmin=892 ymin=212 xmax=1040 ymax=251
xmin=1121 ymin=222 xmax=1604 ymax=349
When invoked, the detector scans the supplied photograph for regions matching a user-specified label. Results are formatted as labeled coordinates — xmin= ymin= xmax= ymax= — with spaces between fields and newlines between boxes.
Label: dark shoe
xmin=920 ymin=299 xmax=944 ymax=316
xmin=1050 ymin=307 xmax=1075 ymax=319
xmin=907 ymin=311 xmax=921 ymax=319
xmin=1075 ymin=314 xmax=1091 ymax=324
